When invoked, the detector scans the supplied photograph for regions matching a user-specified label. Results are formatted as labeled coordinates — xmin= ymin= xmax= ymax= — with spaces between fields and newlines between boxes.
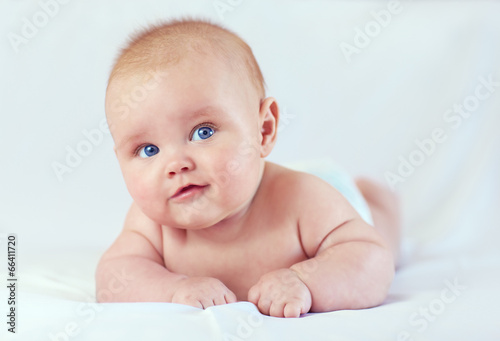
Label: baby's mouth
xmin=170 ymin=184 xmax=208 ymax=201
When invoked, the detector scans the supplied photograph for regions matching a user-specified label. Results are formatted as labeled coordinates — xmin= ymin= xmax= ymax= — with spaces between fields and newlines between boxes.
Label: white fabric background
xmin=1 ymin=1 xmax=499 ymax=340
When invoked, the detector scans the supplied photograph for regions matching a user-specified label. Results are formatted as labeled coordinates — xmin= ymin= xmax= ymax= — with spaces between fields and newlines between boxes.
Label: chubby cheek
xmin=209 ymin=142 xmax=262 ymax=204
xmin=123 ymin=168 xmax=163 ymax=216
xmin=125 ymin=173 xmax=148 ymax=202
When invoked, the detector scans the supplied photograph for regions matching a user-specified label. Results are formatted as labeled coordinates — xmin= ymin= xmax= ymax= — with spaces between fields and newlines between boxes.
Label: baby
xmin=96 ymin=19 xmax=400 ymax=318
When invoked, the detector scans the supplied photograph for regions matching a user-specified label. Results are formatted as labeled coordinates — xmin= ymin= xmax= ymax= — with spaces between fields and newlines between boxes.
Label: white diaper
xmin=285 ymin=158 xmax=374 ymax=226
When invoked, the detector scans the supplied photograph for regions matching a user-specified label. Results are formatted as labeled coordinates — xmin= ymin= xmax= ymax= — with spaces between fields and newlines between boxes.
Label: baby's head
xmin=105 ymin=19 xmax=279 ymax=229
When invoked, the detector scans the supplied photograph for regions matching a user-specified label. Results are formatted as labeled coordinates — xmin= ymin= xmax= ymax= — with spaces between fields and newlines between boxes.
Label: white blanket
xmin=1 ymin=1 xmax=499 ymax=340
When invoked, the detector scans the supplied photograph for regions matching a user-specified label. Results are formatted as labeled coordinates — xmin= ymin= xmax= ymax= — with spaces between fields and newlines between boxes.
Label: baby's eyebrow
xmin=116 ymin=131 xmax=147 ymax=150
xmin=189 ymin=105 xmax=222 ymax=118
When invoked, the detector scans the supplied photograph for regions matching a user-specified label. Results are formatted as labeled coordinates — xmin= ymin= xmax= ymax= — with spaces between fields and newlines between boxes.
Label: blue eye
xmin=192 ymin=126 xmax=214 ymax=141
xmin=138 ymin=144 xmax=159 ymax=158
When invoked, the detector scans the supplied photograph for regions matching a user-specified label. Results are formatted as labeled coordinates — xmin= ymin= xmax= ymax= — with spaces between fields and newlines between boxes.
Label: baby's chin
xmin=153 ymin=207 xmax=225 ymax=230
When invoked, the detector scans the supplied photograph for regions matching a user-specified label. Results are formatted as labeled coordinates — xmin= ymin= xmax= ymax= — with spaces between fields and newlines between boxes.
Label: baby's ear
xmin=258 ymin=97 xmax=279 ymax=158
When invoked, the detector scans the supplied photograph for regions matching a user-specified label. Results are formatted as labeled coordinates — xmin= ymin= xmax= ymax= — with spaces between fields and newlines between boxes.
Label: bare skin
xmin=97 ymin=42 xmax=400 ymax=318
xmin=97 ymin=161 xmax=399 ymax=317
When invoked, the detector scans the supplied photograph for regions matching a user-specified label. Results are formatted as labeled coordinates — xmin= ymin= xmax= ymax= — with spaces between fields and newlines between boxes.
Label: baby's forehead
xmin=106 ymin=53 xmax=234 ymax=107
xmin=106 ymin=65 xmax=235 ymax=130
xmin=107 ymin=20 xmax=265 ymax=99
xmin=106 ymin=51 xmax=256 ymax=123
xmin=111 ymin=42 xmax=239 ymax=89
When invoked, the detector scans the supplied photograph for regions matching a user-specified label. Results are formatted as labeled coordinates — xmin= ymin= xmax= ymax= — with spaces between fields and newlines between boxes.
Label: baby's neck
xmin=185 ymin=203 xmax=252 ymax=244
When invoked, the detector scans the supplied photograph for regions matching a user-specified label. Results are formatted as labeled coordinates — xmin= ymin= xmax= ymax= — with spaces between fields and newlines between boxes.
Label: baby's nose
xmin=166 ymin=157 xmax=195 ymax=178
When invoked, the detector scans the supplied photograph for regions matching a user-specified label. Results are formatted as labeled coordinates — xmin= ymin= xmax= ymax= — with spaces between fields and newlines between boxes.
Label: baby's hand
xmin=171 ymin=277 xmax=237 ymax=309
xmin=248 ymin=269 xmax=312 ymax=318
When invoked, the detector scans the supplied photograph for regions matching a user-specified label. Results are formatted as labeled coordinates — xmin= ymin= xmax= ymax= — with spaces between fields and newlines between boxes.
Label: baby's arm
xmin=96 ymin=202 xmax=236 ymax=307
xmin=248 ymin=174 xmax=394 ymax=317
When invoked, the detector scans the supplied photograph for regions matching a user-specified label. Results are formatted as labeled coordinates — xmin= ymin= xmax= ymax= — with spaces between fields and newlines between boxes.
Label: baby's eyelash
xmin=133 ymin=144 xmax=148 ymax=156
xmin=129 ymin=123 xmax=217 ymax=155
xmin=190 ymin=122 xmax=218 ymax=136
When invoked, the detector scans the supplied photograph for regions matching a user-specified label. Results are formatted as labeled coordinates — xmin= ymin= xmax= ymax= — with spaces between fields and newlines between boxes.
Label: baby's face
xmin=106 ymin=54 xmax=265 ymax=229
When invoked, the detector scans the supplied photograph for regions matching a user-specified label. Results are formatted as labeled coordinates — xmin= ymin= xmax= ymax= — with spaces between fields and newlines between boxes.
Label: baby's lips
xmin=169 ymin=184 xmax=207 ymax=200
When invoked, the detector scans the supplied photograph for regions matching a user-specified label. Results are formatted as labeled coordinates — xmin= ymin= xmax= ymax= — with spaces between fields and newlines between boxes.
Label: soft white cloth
xmin=1 ymin=1 xmax=499 ymax=340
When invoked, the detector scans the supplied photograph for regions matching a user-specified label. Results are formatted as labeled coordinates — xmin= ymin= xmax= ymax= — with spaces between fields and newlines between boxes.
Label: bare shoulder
xmin=99 ymin=201 xmax=164 ymax=263
xmin=264 ymin=161 xmax=354 ymax=212
xmin=264 ymin=162 xmax=363 ymax=257
xmin=122 ymin=201 xmax=164 ymax=256
xmin=123 ymin=201 xmax=159 ymax=232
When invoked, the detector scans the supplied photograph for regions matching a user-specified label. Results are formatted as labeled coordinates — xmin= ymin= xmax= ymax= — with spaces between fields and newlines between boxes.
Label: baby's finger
xmin=256 ymin=296 xmax=272 ymax=316
xmin=171 ymin=293 xmax=201 ymax=308
xmin=200 ymin=298 xmax=215 ymax=309
xmin=247 ymin=285 xmax=260 ymax=305
xmin=213 ymin=295 xmax=228 ymax=306
xmin=269 ymin=301 xmax=286 ymax=318
xmin=225 ymin=291 xmax=237 ymax=304
xmin=175 ymin=297 xmax=203 ymax=309
xmin=283 ymin=302 xmax=302 ymax=318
